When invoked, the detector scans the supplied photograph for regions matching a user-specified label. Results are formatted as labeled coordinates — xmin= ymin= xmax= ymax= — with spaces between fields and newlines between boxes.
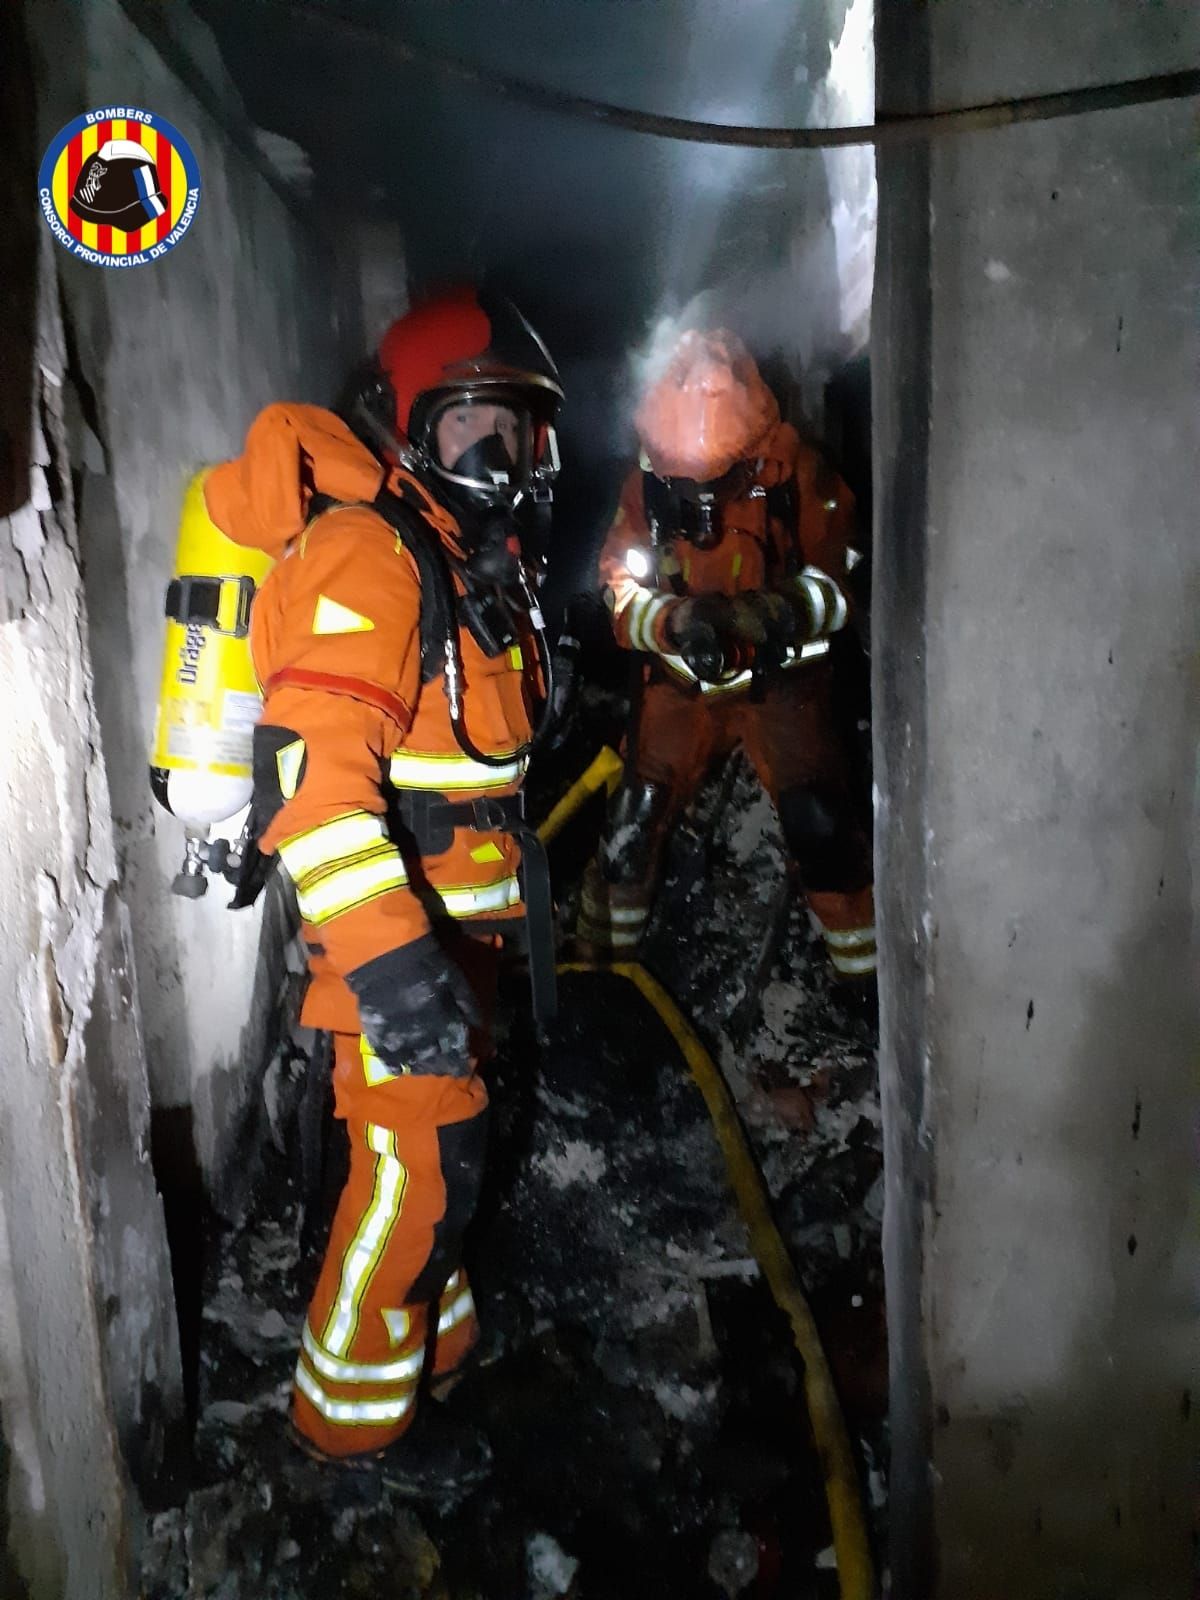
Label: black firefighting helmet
xmin=71 ymin=139 xmax=167 ymax=230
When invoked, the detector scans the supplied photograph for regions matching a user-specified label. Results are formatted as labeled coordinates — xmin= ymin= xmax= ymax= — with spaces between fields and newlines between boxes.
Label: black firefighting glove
xmin=346 ymin=933 xmax=482 ymax=1078
xmin=727 ymin=589 xmax=804 ymax=655
xmin=663 ymin=594 xmax=739 ymax=684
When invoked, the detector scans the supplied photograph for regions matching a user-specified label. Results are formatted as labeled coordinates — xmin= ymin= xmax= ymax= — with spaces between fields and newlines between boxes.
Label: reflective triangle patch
xmin=313 ymin=595 xmax=375 ymax=635
xmin=470 ymin=841 xmax=505 ymax=865
xmin=381 ymin=1308 xmax=412 ymax=1347
xmin=275 ymin=738 xmax=306 ymax=800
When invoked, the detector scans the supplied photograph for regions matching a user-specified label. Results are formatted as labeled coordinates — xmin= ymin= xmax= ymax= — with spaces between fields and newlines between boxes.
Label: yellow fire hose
xmin=536 ymin=744 xmax=624 ymax=843
xmin=555 ymin=963 xmax=877 ymax=1600
xmin=540 ymin=756 xmax=874 ymax=1595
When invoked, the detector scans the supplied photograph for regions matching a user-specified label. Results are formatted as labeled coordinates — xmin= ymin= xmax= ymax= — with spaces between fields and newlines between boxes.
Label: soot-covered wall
xmin=28 ymin=0 xmax=373 ymax=1194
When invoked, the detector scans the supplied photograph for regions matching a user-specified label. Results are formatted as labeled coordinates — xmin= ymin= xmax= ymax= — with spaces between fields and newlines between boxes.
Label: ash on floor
xmin=142 ymin=756 xmax=884 ymax=1600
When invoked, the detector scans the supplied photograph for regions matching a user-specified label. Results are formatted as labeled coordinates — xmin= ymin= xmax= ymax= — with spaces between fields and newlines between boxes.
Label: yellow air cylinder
xmin=149 ymin=469 xmax=272 ymax=832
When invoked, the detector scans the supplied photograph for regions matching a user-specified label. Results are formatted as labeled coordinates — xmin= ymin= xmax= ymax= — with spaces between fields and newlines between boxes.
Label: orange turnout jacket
xmin=600 ymin=421 xmax=856 ymax=695
xmin=206 ymin=402 xmax=539 ymax=1036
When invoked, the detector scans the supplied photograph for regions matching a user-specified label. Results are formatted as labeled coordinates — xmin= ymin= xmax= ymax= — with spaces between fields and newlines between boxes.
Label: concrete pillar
xmin=874 ymin=4 xmax=1199 ymax=1594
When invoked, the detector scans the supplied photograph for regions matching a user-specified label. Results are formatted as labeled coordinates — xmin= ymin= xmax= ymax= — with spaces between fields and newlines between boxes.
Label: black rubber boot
xmin=291 ymin=1407 xmax=493 ymax=1502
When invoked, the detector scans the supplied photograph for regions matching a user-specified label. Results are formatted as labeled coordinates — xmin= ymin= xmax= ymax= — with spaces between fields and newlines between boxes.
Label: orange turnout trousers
xmin=295 ymin=1018 xmax=490 ymax=1457
xmin=206 ymin=403 xmax=540 ymax=1455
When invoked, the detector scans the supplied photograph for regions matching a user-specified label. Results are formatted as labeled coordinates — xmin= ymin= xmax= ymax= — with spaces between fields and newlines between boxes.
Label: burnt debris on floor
xmin=141 ymin=756 xmax=884 ymax=1600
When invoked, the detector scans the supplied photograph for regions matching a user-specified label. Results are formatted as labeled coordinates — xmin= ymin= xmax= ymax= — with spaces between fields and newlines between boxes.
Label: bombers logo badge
xmin=38 ymin=107 xmax=201 ymax=268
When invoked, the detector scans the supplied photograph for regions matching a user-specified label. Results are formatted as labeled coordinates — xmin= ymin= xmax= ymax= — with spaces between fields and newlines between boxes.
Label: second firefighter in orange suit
xmin=205 ymin=288 xmax=563 ymax=1491
xmin=578 ymin=329 xmax=875 ymax=979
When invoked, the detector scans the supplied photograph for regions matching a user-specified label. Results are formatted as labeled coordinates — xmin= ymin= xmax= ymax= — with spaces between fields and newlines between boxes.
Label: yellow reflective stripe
xmin=296 ymin=851 xmax=409 ymax=926
xmin=360 ymin=1034 xmax=403 ymax=1084
xmin=438 ymin=875 xmax=521 ymax=916
xmin=321 ymin=1124 xmax=407 ymax=1357
xmin=276 ymin=810 xmax=390 ymax=880
xmin=436 ymin=1286 xmax=476 ymax=1337
xmin=295 ymin=1360 xmax=415 ymax=1426
xmin=821 ymin=922 xmax=877 ymax=976
xmin=301 ymin=1322 xmax=423 ymax=1386
xmin=388 ymin=749 xmax=526 ymax=791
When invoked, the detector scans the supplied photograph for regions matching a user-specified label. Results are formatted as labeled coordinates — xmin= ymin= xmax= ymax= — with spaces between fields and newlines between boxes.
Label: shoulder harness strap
xmin=306 ymin=488 xmax=454 ymax=684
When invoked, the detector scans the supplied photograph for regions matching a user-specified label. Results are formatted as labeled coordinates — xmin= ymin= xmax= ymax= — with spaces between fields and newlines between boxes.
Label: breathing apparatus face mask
xmin=645 ymin=458 xmax=754 ymax=550
xmin=419 ymin=388 xmax=559 ymax=574
xmin=426 ymin=389 xmax=557 ymax=501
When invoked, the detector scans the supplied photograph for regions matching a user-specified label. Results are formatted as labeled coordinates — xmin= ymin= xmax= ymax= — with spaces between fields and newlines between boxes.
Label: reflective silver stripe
xmin=662 ymin=637 xmax=832 ymax=695
xmin=829 ymin=948 xmax=877 ymax=975
xmin=638 ymin=594 xmax=672 ymax=652
xmin=437 ymin=1287 xmax=476 ymax=1337
xmin=388 ymin=749 xmax=526 ymax=791
xmin=295 ymin=1360 xmax=415 ymax=1426
xmin=605 ymin=905 xmax=649 ymax=926
xmin=579 ymin=890 xmax=648 ymax=931
xmin=823 ymin=924 xmax=877 ymax=949
xmin=619 ymin=585 xmax=648 ymax=632
xmin=800 ymin=565 xmax=848 ymax=636
xmin=780 ymin=640 xmax=832 ymax=666
xmin=659 ymin=652 xmax=752 ymax=694
xmin=360 ymin=1035 xmax=399 ymax=1085
xmin=438 ymin=875 xmax=521 ymax=916
xmin=609 ymin=927 xmax=644 ymax=947
xmin=624 ymin=588 xmax=655 ymax=650
xmin=301 ymin=1323 xmax=423 ymax=1385
xmin=277 ymin=810 xmax=390 ymax=880
xmin=381 ymin=1308 xmax=412 ymax=1347
xmin=321 ymin=1124 xmax=407 ymax=1357
xmin=620 ymin=586 xmax=674 ymax=653
xmin=798 ymin=571 xmax=828 ymax=637
xmin=296 ymin=852 xmax=409 ymax=925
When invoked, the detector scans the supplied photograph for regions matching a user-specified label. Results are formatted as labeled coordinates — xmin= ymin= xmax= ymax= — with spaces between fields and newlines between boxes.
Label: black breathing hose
xmin=435 ymin=544 xmax=560 ymax=769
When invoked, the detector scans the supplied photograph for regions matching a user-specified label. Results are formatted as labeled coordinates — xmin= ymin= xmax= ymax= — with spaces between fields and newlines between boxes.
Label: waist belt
xmin=391 ymin=788 xmax=557 ymax=1033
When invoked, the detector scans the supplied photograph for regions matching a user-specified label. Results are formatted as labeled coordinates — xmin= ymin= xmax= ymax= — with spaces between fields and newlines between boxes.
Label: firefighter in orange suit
xmin=205 ymin=288 xmax=563 ymax=1493
xmin=577 ymin=329 xmax=875 ymax=981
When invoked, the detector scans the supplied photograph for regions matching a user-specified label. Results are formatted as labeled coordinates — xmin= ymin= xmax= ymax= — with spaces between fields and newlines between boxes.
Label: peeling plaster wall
xmin=874 ymin=2 xmax=1199 ymax=1593
xmin=28 ymin=0 xmax=363 ymax=1190
xmin=0 ymin=241 xmax=183 ymax=1600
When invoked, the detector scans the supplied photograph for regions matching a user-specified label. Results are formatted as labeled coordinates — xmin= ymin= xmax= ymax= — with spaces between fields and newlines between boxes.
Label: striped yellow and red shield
xmin=52 ymin=117 xmax=189 ymax=257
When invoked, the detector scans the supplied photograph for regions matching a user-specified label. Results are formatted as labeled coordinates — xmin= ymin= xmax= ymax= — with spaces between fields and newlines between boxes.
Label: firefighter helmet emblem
xmin=37 ymin=107 xmax=201 ymax=268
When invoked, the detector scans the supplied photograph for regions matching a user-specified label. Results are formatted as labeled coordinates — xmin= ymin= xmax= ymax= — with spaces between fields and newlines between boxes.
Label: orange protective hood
xmin=634 ymin=330 xmax=780 ymax=482
xmin=205 ymin=403 xmax=385 ymax=557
